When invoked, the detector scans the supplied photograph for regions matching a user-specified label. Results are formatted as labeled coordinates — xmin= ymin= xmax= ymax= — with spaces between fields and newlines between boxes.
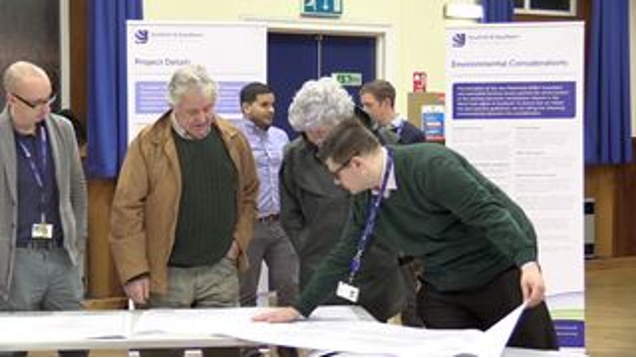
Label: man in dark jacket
xmin=280 ymin=77 xmax=406 ymax=321
xmin=360 ymin=79 xmax=426 ymax=144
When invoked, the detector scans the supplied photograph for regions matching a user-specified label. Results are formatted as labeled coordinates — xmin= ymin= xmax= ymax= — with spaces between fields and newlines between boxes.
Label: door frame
xmin=241 ymin=16 xmax=395 ymax=83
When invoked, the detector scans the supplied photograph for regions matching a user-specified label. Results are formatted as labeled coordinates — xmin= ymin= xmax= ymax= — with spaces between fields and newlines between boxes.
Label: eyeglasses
xmin=12 ymin=92 xmax=57 ymax=109
xmin=329 ymin=155 xmax=354 ymax=180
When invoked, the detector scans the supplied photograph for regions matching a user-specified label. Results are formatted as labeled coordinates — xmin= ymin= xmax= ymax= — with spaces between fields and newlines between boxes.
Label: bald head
xmin=3 ymin=61 xmax=50 ymax=94
xmin=3 ymin=61 xmax=54 ymax=134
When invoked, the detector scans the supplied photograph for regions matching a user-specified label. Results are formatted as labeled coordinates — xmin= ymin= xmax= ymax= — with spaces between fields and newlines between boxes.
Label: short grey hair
xmin=288 ymin=77 xmax=354 ymax=132
xmin=167 ymin=64 xmax=217 ymax=106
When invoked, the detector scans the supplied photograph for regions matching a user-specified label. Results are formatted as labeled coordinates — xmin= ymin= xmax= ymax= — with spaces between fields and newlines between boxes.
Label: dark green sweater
xmin=169 ymin=129 xmax=237 ymax=267
xmin=295 ymin=143 xmax=537 ymax=317
xmin=280 ymin=137 xmax=406 ymax=321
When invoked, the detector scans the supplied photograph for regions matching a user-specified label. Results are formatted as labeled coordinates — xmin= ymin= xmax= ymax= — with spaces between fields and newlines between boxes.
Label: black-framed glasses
xmin=329 ymin=156 xmax=354 ymax=180
xmin=12 ymin=92 xmax=57 ymax=109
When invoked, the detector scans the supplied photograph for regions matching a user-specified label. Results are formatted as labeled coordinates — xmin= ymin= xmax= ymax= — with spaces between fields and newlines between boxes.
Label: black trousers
xmin=417 ymin=267 xmax=559 ymax=350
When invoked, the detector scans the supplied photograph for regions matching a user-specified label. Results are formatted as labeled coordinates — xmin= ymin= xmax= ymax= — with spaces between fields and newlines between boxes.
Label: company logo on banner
xmin=450 ymin=31 xmax=521 ymax=48
xmin=134 ymin=29 xmax=149 ymax=44
xmin=132 ymin=29 xmax=206 ymax=43
xmin=452 ymin=33 xmax=466 ymax=48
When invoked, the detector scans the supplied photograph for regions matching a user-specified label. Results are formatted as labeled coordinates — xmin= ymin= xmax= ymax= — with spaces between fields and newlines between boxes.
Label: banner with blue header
xmin=446 ymin=22 xmax=585 ymax=352
xmin=126 ymin=21 xmax=266 ymax=142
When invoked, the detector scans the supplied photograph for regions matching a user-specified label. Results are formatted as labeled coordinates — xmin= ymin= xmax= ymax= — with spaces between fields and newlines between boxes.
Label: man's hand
xmin=124 ymin=276 xmax=150 ymax=305
xmin=520 ymin=262 xmax=545 ymax=308
xmin=226 ymin=241 xmax=240 ymax=261
xmin=252 ymin=307 xmax=302 ymax=323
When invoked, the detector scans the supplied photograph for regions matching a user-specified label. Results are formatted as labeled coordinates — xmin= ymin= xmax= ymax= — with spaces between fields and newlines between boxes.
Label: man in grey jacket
xmin=280 ymin=78 xmax=405 ymax=322
xmin=0 ymin=61 xmax=87 ymax=356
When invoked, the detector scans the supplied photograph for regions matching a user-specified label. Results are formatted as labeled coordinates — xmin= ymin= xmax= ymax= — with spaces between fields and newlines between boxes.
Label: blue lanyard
xmin=17 ymin=125 xmax=48 ymax=189
xmin=347 ymin=149 xmax=394 ymax=283
xmin=17 ymin=125 xmax=48 ymax=220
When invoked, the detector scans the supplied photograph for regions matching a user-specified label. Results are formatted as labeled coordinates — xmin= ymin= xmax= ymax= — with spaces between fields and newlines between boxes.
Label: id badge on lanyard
xmin=32 ymin=213 xmax=53 ymax=239
xmin=19 ymin=126 xmax=53 ymax=240
xmin=32 ymin=222 xmax=53 ymax=239
xmin=337 ymin=149 xmax=394 ymax=303
xmin=336 ymin=281 xmax=360 ymax=303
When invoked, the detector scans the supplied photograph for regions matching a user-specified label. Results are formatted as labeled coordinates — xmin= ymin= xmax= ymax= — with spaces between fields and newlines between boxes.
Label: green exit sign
xmin=332 ymin=72 xmax=362 ymax=87
xmin=302 ymin=0 xmax=343 ymax=18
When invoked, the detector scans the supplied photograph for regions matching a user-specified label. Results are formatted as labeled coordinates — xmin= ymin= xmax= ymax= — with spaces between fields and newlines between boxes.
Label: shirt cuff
xmin=520 ymin=261 xmax=539 ymax=271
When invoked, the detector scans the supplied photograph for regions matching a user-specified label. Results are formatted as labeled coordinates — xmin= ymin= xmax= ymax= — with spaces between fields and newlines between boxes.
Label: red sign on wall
xmin=413 ymin=71 xmax=427 ymax=92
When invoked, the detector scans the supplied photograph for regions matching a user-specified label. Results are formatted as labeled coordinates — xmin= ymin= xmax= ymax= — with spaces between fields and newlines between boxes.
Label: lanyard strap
xmin=17 ymin=125 xmax=48 ymax=189
xmin=347 ymin=149 xmax=394 ymax=283
xmin=17 ymin=125 xmax=48 ymax=220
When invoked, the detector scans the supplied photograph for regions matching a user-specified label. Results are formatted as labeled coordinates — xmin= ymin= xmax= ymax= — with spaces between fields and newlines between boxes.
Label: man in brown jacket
xmin=110 ymin=65 xmax=258 ymax=356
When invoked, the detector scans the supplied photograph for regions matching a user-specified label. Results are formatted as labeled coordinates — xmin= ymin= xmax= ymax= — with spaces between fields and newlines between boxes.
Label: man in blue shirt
xmin=236 ymin=83 xmax=299 ymax=310
xmin=237 ymin=82 xmax=299 ymax=357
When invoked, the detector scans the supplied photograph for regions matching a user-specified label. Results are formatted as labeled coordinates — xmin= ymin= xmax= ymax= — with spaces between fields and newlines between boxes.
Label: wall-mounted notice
xmin=421 ymin=104 xmax=445 ymax=142
xmin=126 ymin=21 xmax=266 ymax=142
xmin=446 ymin=22 xmax=584 ymax=351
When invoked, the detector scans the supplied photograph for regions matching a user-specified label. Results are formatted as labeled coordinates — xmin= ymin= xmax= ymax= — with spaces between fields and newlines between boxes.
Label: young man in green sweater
xmin=255 ymin=119 xmax=558 ymax=350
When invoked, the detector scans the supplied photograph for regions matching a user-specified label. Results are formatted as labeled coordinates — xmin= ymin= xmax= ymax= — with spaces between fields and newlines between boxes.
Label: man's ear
xmin=240 ymin=102 xmax=250 ymax=115
xmin=323 ymin=157 xmax=336 ymax=171
xmin=350 ymin=155 xmax=365 ymax=169
xmin=6 ymin=93 xmax=16 ymax=105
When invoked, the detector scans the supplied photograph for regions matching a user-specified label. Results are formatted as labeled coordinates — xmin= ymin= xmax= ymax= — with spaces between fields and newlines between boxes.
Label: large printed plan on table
xmin=0 ymin=306 xmax=371 ymax=349
xmin=0 ymin=304 xmax=527 ymax=356
xmin=216 ymin=304 xmax=526 ymax=356
xmin=0 ymin=310 xmax=132 ymax=344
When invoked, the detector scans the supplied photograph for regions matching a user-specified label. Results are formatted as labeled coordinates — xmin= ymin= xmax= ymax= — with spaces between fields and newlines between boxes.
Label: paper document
xmin=0 ymin=303 xmax=527 ymax=356
xmin=222 ymin=320 xmax=484 ymax=356
xmin=0 ymin=311 xmax=130 ymax=342
xmin=479 ymin=303 xmax=527 ymax=356
xmin=217 ymin=303 xmax=528 ymax=356
xmin=134 ymin=307 xmax=261 ymax=335
xmin=133 ymin=305 xmax=370 ymax=335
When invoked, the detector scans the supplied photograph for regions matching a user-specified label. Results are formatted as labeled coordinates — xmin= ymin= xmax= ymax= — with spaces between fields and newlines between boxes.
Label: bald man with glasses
xmin=0 ymin=61 xmax=87 ymax=356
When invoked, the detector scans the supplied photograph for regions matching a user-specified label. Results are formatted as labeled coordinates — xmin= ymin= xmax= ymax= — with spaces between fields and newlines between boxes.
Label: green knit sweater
xmin=295 ymin=143 xmax=537 ymax=317
xmin=169 ymin=129 xmax=237 ymax=267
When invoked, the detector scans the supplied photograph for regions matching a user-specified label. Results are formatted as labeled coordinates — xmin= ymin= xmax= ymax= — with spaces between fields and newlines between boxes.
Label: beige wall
xmin=143 ymin=0 xmax=478 ymax=115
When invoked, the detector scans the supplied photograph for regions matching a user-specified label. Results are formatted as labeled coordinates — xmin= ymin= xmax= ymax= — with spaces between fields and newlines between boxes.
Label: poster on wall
xmin=446 ymin=22 xmax=584 ymax=350
xmin=126 ymin=21 xmax=267 ymax=142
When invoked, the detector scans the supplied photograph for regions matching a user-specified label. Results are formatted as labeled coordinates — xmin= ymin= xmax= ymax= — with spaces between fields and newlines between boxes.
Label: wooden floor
xmin=585 ymin=256 xmax=636 ymax=356
xmin=28 ymin=257 xmax=636 ymax=356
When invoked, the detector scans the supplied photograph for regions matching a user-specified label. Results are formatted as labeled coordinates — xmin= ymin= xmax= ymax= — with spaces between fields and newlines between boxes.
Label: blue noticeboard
xmin=302 ymin=0 xmax=343 ymax=17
